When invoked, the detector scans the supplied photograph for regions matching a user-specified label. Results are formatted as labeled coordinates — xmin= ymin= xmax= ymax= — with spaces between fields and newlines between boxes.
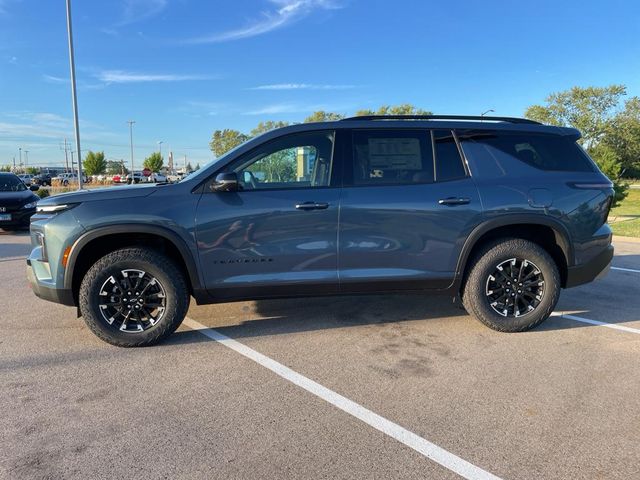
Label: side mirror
xmin=30 ymin=184 xmax=40 ymax=191
xmin=211 ymin=172 xmax=239 ymax=192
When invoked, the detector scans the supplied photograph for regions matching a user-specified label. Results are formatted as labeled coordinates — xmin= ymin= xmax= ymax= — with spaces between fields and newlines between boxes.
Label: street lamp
xmin=480 ymin=109 xmax=495 ymax=120
xmin=65 ymin=0 xmax=83 ymax=190
xmin=24 ymin=150 xmax=29 ymax=168
xmin=19 ymin=147 xmax=22 ymax=167
xmin=158 ymin=141 xmax=163 ymax=157
xmin=127 ymin=120 xmax=135 ymax=183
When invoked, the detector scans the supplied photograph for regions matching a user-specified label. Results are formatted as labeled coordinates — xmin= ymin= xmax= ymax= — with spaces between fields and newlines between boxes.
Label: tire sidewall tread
xmin=462 ymin=238 xmax=560 ymax=332
xmin=79 ymin=247 xmax=189 ymax=347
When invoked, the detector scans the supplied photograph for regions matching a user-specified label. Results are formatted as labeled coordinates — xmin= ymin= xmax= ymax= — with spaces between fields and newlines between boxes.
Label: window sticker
xmin=367 ymin=138 xmax=422 ymax=170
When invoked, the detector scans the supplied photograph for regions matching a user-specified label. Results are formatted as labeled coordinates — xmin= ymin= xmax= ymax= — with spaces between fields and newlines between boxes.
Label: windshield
xmin=0 ymin=175 xmax=27 ymax=192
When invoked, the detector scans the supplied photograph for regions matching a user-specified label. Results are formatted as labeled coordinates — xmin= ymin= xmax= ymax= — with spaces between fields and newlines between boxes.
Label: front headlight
xmin=36 ymin=204 xmax=76 ymax=213
xmin=23 ymin=201 xmax=38 ymax=209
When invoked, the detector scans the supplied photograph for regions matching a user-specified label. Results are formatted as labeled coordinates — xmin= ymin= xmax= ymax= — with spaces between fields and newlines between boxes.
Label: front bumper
xmin=0 ymin=207 xmax=35 ymax=227
xmin=26 ymin=259 xmax=75 ymax=306
xmin=565 ymin=244 xmax=614 ymax=288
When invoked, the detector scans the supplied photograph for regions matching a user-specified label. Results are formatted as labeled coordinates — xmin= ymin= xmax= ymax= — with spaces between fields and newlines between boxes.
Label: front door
xmin=338 ymin=128 xmax=482 ymax=292
xmin=195 ymin=130 xmax=341 ymax=300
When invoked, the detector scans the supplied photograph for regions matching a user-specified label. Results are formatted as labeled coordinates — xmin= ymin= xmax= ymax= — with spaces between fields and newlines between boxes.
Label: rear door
xmin=338 ymin=128 xmax=482 ymax=292
xmin=195 ymin=130 xmax=342 ymax=300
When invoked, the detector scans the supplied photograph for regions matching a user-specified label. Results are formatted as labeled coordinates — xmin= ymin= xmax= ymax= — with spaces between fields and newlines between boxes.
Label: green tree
xmin=304 ymin=111 xmax=344 ymax=123
xmin=589 ymin=143 xmax=628 ymax=204
xmin=26 ymin=166 xmax=39 ymax=175
xmin=524 ymin=85 xmax=626 ymax=146
xmin=250 ymin=121 xmax=289 ymax=136
xmin=143 ymin=152 xmax=164 ymax=172
xmin=1 ymin=165 xmax=12 ymax=172
xmin=186 ymin=162 xmax=193 ymax=172
xmin=83 ymin=151 xmax=107 ymax=176
xmin=195 ymin=163 xmax=201 ymax=171
xmin=601 ymin=96 xmax=640 ymax=174
xmin=210 ymin=129 xmax=250 ymax=158
xmin=106 ymin=160 xmax=127 ymax=175
xmin=355 ymin=104 xmax=432 ymax=116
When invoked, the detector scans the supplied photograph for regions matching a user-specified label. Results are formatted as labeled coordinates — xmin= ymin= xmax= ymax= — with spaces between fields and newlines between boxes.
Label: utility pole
xmin=158 ymin=140 xmax=163 ymax=157
xmin=19 ymin=147 xmax=22 ymax=167
xmin=66 ymin=0 xmax=83 ymax=189
xmin=24 ymin=150 xmax=29 ymax=168
xmin=127 ymin=120 xmax=135 ymax=182
xmin=12 ymin=156 xmax=15 ymax=170
xmin=183 ymin=154 xmax=187 ymax=173
xmin=62 ymin=138 xmax=70 ymax=172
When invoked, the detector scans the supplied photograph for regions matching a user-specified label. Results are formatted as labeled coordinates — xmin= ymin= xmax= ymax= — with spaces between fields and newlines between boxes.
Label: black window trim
xmin=199 ymin=129 xmax=341 ymax=193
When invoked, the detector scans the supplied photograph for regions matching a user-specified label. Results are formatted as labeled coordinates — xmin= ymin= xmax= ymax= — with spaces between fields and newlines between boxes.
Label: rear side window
xmin=433 ymin=130 xmax=466 ymax=181
xmin=352 ymin=130 xmax=433 ymax=185
xmin=459 ymin=131 xmax=596 ymax=177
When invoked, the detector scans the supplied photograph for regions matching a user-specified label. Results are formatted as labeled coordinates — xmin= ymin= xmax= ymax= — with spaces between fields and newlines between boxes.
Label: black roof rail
xmin=339 ymin=114 xmax=541 ymax=125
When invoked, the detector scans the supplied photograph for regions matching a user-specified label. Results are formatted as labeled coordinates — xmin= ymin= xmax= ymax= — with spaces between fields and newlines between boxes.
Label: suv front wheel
xmin=79 ymin=247 xmax=190 ymax=347
xmin=462 ymin=238 xmax=560 ymax=332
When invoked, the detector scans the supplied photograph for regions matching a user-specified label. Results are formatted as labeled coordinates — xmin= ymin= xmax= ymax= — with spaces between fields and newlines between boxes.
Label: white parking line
xmin=551 ymin=312 xmax=640 ymax=335
xmin=611 ymin=266 xmax=640 ymax=274
xmin=183 ymin=317 xmax=502 ymax=480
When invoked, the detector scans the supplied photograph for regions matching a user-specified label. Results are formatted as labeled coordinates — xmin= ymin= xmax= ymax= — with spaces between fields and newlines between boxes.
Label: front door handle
xmin=438 ymin=197 xmax=470 ymax=206
xmin=295 ymin=201 xmax=329 ymax=211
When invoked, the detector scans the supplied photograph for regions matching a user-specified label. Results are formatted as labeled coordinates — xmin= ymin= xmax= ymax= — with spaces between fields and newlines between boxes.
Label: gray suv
xmin=27 ymin=115 xmax=614 ymax=347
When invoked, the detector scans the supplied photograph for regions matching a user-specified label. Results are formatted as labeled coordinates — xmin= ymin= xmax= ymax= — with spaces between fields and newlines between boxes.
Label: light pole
xmin=127 ymin=120 xmax=135 ymax=182
xmin=158 ymin=141 xmax=163 ymax=157
xmin=19 ymin=147 xmax=22 ymax=167
xmin=24 ymin=150 xmax=29 ymax=168
xmin=65 ymin=0 xmax=83 ymax=190
xmin=480 ymin=109 xmax=495 ymax=122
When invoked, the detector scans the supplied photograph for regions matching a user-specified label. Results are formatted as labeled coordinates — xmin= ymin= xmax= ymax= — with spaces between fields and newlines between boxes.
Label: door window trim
xmin=201 ymin=130 xmax=341 ymax=193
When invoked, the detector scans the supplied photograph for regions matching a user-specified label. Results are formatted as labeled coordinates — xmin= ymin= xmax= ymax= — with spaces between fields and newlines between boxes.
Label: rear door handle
xmin=295 ymin=201 xmax=329 ymax=211
xmin=438 ymin=197 xmax=470 ymax=206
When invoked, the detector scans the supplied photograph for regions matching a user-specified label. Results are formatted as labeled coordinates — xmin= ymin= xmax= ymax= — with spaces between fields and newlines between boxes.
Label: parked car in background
xmin=17 ymin=174 xmax=34 ymax=186
xmin=0 ymin=172 xmax=39 ymax=229
xmin=166 ymin=172 xmax=189 ymax=183
xmin=53 ymin=172 xmax=87 ymax=186
xmin=33 ymin=173 xmax=52 ymax=186
xmin=149 ymin=172 xmax=167 ymax=183
xmin=125 ymin=171 xmax=145 ymax=184
xmin=111 ymin=174 xmax=123 ymax=183
xmin=125 ymin=171 xmax=167 ymax=184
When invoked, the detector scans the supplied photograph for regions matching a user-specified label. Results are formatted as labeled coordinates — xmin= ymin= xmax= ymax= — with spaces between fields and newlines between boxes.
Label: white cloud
xmin=118 ymin=0 xmax=167 ymax=26
xmin=184 ymin=0 xmax=343 ymax=44
xmin=96 ymin=70 xmax=217 ymax=84
xmin=42 ymin=74 xmax=67 ymax=84
xmin=252 ymin=83 xmax=356 ymax=91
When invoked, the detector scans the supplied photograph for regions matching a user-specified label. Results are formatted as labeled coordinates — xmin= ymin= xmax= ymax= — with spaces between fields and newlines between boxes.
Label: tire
xmin=63 ymin=180 xmax=68 ymax=186
xmin=462 ymin=238 xmax=560 ymax=332
xmin=79 ymin=247 xmax=190 ymax=347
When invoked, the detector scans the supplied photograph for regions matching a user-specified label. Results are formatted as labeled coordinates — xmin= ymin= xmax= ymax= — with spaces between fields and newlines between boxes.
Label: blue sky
xmin=0 ymin=0 xmax=639 ymax=167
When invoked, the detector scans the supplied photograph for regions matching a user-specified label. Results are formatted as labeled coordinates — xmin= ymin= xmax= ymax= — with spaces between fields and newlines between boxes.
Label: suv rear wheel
xmin=79 ymin=247 xmax=189 ymax=347
xmin=462 ymin=238 xmax=560 ymax=332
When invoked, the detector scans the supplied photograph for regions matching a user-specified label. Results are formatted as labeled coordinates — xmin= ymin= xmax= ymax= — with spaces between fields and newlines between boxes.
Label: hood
xmin=38 ymin=183 xmax=160 ymax=206
xmin=0 ymin=189 xmax=38 ymax=208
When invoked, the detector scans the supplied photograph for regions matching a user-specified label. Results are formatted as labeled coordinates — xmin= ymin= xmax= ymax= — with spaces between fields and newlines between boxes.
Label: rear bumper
xmin=26 ymin=259 xmax=75 ymax=306
xmin=565 ymin=244 xmax=613 ymax=288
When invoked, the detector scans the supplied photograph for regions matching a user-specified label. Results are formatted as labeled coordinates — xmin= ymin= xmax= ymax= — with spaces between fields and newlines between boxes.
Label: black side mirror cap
xmin=211 ymin=172 xmax=239 ymax=192
xmin=29 ymin=184 xmax=40 ymax=191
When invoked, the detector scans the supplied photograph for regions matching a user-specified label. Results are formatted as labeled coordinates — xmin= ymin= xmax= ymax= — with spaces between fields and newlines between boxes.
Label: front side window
xmin=352 ymin=130 xmax=433 ymax=185
xmin=233 ymin=131 xmax=334 ymax=190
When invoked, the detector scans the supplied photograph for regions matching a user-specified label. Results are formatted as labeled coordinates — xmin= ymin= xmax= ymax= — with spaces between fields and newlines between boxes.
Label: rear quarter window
xmin=459 ymin=131 xmax=596 ymax=177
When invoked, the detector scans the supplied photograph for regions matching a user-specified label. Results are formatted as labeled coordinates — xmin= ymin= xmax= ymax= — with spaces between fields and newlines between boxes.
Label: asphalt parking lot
xmin=1 ymin=231 xmax=639 ymax=480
